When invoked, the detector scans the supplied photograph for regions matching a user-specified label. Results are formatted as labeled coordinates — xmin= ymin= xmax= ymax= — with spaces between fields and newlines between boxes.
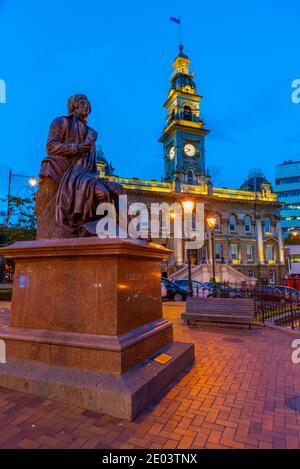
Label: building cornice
xmin=159 ymin=121 xmax=209 ymax=142
xmin=163 ymin=90 xmax=202 ymax=109
xmin=122 ymin=186 xmax=281 ymax=208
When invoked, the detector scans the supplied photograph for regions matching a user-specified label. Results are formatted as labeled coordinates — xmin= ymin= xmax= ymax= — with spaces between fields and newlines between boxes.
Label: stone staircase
xmin=169 ymin=263 xmax=256 ymax=286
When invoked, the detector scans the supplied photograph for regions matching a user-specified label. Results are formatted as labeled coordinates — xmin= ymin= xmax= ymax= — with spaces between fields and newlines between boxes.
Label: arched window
xmin=171 ymin=109 xmax=175 ymax=120
xmin=187 ymin=170 xmax=194 ymax=184
xmin=229 ymin=215 xmax=236 ymax=233
xmin=183 ymin=105 xmax=192 ymax=121
xmin=264 ymin=218 xmax=271 ymax=234
xmin=244 ymin=216 xmax=252 ymax=233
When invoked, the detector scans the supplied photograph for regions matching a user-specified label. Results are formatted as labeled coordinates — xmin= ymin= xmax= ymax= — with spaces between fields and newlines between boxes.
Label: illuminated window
xmin=246 ymin=244 xmax=253 ymax=260
xmin=230 ymin=244 xmax=238 ymax=260
xmin=285 ymin=204 xmax=300 ymax=210
xmin=229 ymin=215 xmax=236 ymax=232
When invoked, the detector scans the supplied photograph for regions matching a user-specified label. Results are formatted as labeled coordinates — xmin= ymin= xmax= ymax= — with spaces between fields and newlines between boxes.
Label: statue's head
xmin=68 ymin=94 xmax=91 ymax=120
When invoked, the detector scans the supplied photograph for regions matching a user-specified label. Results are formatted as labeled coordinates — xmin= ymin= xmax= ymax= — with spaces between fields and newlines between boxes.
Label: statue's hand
xmin=78 ymin=143 xmax=93 ymax=154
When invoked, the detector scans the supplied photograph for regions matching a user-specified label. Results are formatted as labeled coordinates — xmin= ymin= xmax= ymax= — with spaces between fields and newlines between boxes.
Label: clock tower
xmin=159 ymin=45 xmax=209 ymax=186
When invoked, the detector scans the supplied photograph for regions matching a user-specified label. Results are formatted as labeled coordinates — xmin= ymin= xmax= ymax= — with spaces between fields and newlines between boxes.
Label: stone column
xmin=256 ymin=219 xmax=264 ymax=264
xmin=276 ymin=220 xmax=285 ymax=265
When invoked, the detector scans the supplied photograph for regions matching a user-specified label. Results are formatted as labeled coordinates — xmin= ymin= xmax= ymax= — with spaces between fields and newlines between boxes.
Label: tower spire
xmin=159 ymin=46 xmax=210 ymax=185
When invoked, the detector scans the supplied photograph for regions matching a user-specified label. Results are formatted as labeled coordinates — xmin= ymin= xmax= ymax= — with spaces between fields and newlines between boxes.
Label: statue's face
xmin=74 ymin=98 xmax=91 ymax=120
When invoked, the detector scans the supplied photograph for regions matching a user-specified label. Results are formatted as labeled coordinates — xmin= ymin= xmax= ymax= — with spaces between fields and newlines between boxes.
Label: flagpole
xmin=179 ymin=16 xmax=182 ymax=45
xmin=170 ymin=16 xmax=183 ymax=46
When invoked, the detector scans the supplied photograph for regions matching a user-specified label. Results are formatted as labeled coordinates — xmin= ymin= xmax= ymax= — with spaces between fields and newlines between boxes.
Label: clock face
xmin=169 ymin=145 xmax=175 ymax=160
xmin=184 ymin=143 xmax=196 ymax=156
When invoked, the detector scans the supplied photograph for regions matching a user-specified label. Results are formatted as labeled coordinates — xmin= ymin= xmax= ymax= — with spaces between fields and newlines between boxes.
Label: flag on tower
xmin=170 ymin=17 xmax=181 ymax=24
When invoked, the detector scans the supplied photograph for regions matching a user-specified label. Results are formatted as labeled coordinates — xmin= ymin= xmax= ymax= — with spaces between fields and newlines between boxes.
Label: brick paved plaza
xmin=0 ymin=302 xmax=300 ymax=449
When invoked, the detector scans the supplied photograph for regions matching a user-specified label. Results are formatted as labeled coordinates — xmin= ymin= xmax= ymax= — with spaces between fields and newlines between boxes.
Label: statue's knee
xmin=95 ymin=184 xmax=110 ymax=204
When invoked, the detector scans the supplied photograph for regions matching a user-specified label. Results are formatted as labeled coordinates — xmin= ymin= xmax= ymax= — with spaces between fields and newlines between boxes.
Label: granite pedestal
xmin=0 ymin=238 xmax=194 ymax=420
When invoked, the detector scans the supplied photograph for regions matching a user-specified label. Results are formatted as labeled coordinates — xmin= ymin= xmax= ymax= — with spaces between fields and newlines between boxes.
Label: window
xmin=248 ymin=270 xmax=254 ymax=278
xmin=230 ymin=244 xmax=238 ymax=260
xmin=246 ymin=244 xmax=253 ymax=261
xmin=187 ymin=170 xmax=194 ymax=184
xmin=215 ymin=243 xmax=222 ymax=261
xmin=183 ymin=105 xmax=192 ymax=121
xmin=277 ymin=190 xmax=300 ymax=197
xmin=283 ymin=216 xmax=300 ymax=221
xmin=244 ymin=216 xmax=252 ymax=234
xmin=140 ymin=208 xmax=149 ymax=238
xmin=284 ymin=204 xmax=300 ymax=210
xmin=276 ymin=176 xmax=300 ymax=185
xmin=269 ymin=270 xmax=275 ymax=284
xmin=229 ymin=215 xmax=236 ymax=232
xmin=264 ymin=218 xmax=271 ymax=234
xmin=265 ymin=245 xmax=273 ymax=261
xmin=291 ymin=255 xmax=300 ymax=263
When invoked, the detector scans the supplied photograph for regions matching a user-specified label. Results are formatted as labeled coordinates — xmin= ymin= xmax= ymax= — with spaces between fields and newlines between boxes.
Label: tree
xmin=0 ymin=192 xmax=37 ymax=245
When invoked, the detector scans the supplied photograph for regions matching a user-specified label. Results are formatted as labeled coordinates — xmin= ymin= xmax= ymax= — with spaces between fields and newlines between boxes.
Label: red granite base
xmin=0 ymin=238 xmax=194 ymax=419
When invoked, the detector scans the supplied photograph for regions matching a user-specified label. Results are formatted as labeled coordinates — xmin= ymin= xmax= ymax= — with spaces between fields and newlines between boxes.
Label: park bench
xmin=182 ymin=297 xmax=256 ymax=329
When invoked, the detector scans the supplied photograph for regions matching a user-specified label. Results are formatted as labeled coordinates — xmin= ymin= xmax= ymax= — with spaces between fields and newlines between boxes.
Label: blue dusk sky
xmin=0 ymin=0 xmax=299 ymax=199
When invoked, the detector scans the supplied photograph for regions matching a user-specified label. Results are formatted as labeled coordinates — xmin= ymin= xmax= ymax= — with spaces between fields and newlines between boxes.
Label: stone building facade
xmin=97 ymin=46 xmax=285 ymax=285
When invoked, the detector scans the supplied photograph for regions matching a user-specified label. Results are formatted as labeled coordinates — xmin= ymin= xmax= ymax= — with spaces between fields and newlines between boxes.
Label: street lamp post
xmin=182 ymin=200 xmax=195 ymax=298
xmin=6 ymin=170 xmax=38 ymax=227
xmin=187 ymin=247 xmax=193 ymax=297
xmin=207 ymin=212 xmax=217 ymax=298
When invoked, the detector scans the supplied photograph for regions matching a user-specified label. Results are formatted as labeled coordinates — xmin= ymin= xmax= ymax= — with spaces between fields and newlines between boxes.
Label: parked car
xmin=161 ymin=278 xmax=188 ymax=302
xmin=251 ymin=285 xmax=284 ymax=302
xmin=203 ymin=282 xmax=242 ymax=298
xmin=172 ymin=279 xmax=210 ymax=297
xmin=273 ymin=285 xmax=300 ymax=302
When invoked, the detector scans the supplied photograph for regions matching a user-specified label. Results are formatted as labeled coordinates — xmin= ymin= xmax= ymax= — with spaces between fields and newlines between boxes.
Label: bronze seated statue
xmin=35 ymin=94 xmax=124 ymax=239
